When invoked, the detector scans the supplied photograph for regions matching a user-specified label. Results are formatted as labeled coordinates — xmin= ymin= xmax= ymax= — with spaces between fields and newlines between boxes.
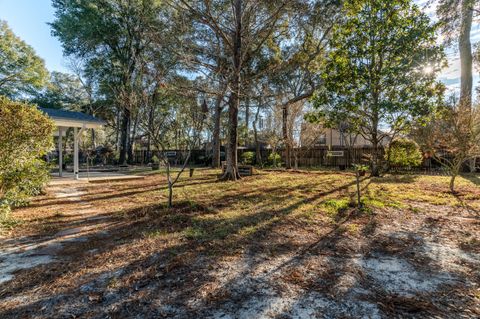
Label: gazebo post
xmin=58 ymin=127 xmax=63 ymax=177
xmin=74 ymin=127 xmax=79 ymax=180
xmin=74 ymin=125 xmax=85 ymax=180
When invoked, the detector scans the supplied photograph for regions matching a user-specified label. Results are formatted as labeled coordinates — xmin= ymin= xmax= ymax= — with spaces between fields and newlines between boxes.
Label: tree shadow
xmin=2 ymin=171 xmax=478 ymax=318
xmin=377 ymin=174 xmax=418 ymax=184
xmin=463 ymin=173 xmax=480 ymax=187
xmin=28 ymin=178 xmax=217 ymax=209
xmin=1 ymin=172 xmax=362 ymax=317
xmin=452 ymin=192 xmax=480 ymax=217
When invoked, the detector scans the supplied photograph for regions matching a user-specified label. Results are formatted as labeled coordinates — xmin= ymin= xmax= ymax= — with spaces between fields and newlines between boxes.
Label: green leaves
xmin=31 ymin=71 xmax=90 ymax=110
xmin=0 ymin=21 xmax=49 ymax=98
xmin=0 ymin=96 xmax=54 ymax=172
xmin=311 ymin=0 xmax=446 ymax=142
xmin=0 ymin=96 xmax=54 ymax=218
xmin=386 ymin=138 xmax=423 ymax=167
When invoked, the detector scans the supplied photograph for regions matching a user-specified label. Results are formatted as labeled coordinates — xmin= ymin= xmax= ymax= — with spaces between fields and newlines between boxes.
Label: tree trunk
xmin=450 ymin=173 xmax=457 ymax=193
xmin=119 ymin=107 xmax=130 ymax=165
xmin=282 ymin=104 xmax=291 ymax=169
xmin=115 ymin=110 xmax=121 ymax=152
xmin=147 ymin=103 xmax=154 ymax=163
xmin=212 ymin=93 xmax=223 ymax=168
xmin=459 ymin=1 xmax=476 ymax=172
xmin=371 ymin=135 xmax=380 ymax=177
xmin=221 ymin=0 xmax=242 ymax=181
xmin=253 ymin=106 xmax=262 ymax=166
xmin=91 ymin=129 xmax=96 ymax=149
xmin=166 ymin=162 xmax=173 ymax=208
xmin=370 ymin=99 xmax=381 ymax=176
xmin=245 ymin=96 xmax=250 ymax=146
xmin=294 ymin=150 xmax=298 ymax=170
xmin=223 ymin=92 xmax=241 ymax=180
xmin=128 ymin=112 xmax=138 ymax=164
xmin=168 ymin=183 xmax=173 ymax=208
xmin=459 ymin=0 xmax=473 ymax=110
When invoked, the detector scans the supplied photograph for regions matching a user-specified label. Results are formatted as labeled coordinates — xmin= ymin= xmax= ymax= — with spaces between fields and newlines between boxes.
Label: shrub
xmin=1 ymin=159 xmax=51 ymax=207
xmin=0 ymin=96 xmax=54 ymax=227
xmin=241 ymin=151 xmax=255 ymax=165
xmin=386 ymin=138 xmax=423 ymax=168
xmin=97 ymin=145 xmax=114 ymax=164
xmin=353 ymin=164 xmax=369 ymax=172
xmin=268 ymin=152 xmax=282 ymax=167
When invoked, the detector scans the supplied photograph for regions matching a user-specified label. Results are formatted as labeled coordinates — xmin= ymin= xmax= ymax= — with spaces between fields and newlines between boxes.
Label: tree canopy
xmin=0 ymin=21 xmax=49 ymax=98
xmin=311 ymin=0 xmax=446 ymax=175
xmin=31 ymin=71 xmax=89 ymax=110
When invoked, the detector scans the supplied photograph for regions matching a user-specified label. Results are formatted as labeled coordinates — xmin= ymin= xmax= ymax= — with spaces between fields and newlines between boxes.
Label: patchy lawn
xmin=0 ymin=169 xmax=479 ymax=318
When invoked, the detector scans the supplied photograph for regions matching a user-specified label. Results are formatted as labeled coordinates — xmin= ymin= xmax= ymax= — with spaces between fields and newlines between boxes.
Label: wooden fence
xmin=133 ymin=146 xmax=436 ymax=169
xmin=132 ymin=149 xmax=209 ymax=165
xmin=126 ymin=146 xmax=476 ymax=172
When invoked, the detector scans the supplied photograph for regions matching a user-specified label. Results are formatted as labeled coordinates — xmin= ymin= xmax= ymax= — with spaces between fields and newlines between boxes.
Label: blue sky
xmin=0 ymin=0 xmax=68 ymax=73
xmin=0 ymin=0 xmax=478 ymax=93
xmin=417 ymin=0 xmax=480 ymax=93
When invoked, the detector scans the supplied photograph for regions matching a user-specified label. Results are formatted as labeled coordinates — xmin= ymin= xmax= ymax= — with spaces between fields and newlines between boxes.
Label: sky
xmin=416 ymin=0 xmax=480 ymax=94
xmin=0 ymin=0 xmax=478 ymax=93
xmin=0 ymin=0 xmax=68 ymax=73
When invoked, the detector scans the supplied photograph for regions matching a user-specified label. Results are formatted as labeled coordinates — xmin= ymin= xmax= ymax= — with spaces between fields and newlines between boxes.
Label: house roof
xmin=39 ymin=107 xmax=106 ymax=129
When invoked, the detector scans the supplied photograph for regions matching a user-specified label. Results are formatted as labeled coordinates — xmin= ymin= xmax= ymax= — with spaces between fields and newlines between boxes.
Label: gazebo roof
xmin=39 ymin=107 xmax=106 ymax=129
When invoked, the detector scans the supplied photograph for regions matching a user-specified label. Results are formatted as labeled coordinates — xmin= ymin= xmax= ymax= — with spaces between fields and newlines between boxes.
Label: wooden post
xmin=356 ymin=171 xmax=362 ymax=208
xmin=74 ymin=127 xmax=79 ymax=180
xmin=58 ymin=127 xmax=63 ymax=177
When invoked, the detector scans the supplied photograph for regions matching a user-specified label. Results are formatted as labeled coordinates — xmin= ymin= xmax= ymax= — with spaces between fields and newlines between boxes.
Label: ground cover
xmin=1 ymin=169 xmax=479 ymax=318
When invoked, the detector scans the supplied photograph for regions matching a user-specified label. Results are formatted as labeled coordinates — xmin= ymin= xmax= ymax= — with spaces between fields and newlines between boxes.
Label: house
xmin=300 ymin=122 xmax=372 ymax=148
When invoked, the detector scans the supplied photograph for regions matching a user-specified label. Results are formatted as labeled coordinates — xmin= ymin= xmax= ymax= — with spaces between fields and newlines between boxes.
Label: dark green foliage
xmin=241 ymin=151 xmax=255 ymax=165
xmin=311 ymin=0 xmax=446 ymax=175
xmin=31 ymin=71 xmax=89 ymax=110
xmin=387 ymin=138 xmax=423 ymax=168
xmin=0 ymin=97 xmax=54 ymax=228
xmin=268 ymin=152 xmax=282 ymax=168
xmin=1 ymin=159 xmax=51 ymax=208
xmin=0 ymin=21 xmax=49 ymax=98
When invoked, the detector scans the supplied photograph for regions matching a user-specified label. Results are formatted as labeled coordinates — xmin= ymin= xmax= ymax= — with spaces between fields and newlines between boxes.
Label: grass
xmin=7 ymin=169 xmax=480 ymax=233
xmin=0 ymin=213 xmax=21 ymax=231
xmin=0 ymin=206 xmax=21 ymax=232
xmin=323 ymin=198 xmax=351 ymax=218
xmin=2 ymin=168 xmax=480 ymax=318
xmin=7 ymin=169 xmax=480 ymax=238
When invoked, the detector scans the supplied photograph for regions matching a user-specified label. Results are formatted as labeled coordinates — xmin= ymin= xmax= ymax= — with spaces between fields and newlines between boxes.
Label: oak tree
xmin=312 ymin=0 xmax=445 ymax=176
xmin=0 ymin=21 xmax=48 ymax=98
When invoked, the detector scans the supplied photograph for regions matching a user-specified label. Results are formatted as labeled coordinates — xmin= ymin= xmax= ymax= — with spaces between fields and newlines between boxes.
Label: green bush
xmin=386 ymin=138 xmax=423 ymax=167
xmin=1 ymin=159 xmax=51 ymax=207
xmin=63 ymin=153 xmax=72 ymax=165
xmin=268 ymin=152 xmax=282 ymax=167
xmin=0 ymin=96 xmax=54 ymax=228
xmin=353 ymin=164 xmax=369 ymax=172
xmin=241 ymin=151 xmax=255 ymax=165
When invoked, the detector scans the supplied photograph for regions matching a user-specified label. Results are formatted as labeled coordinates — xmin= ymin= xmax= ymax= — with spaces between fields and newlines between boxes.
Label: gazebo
xmin=39 ymin=108 xmax=106 ymax=180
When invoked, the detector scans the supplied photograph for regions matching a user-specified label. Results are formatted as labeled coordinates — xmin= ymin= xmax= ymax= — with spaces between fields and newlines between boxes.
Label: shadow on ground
xmin=1 ymin=170 xmax=479 ymax=318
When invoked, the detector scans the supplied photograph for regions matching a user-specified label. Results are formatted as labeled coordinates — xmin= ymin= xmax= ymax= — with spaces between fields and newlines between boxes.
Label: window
xmin=317 ymin=134 xmax=327 ymax=145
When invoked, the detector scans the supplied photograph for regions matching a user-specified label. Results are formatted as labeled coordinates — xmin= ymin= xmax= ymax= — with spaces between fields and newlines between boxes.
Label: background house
xmin=300 ymin=123 xmax=372 ymax=148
